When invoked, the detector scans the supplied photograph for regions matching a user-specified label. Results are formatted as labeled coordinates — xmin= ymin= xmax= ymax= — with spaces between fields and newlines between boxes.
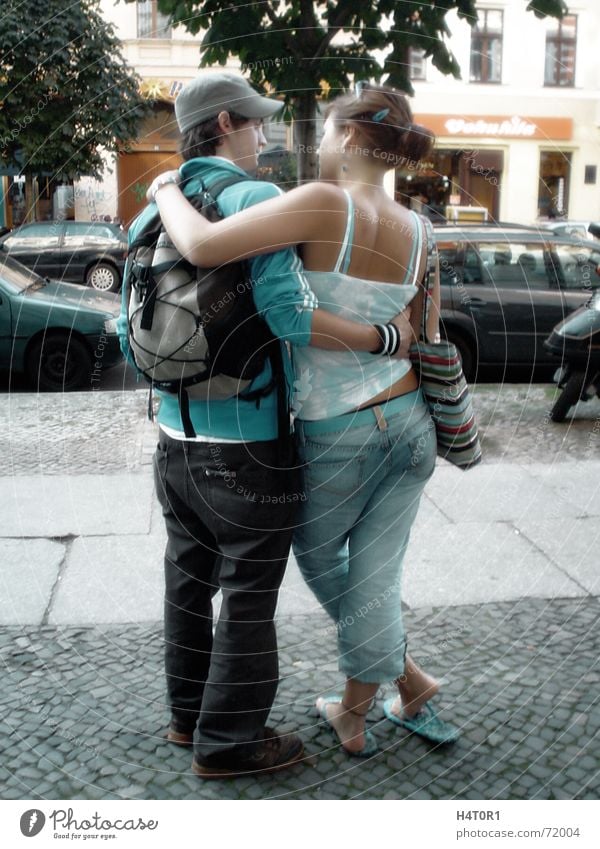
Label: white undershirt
xmin=159 ymin=424 xmax=246 ymax=444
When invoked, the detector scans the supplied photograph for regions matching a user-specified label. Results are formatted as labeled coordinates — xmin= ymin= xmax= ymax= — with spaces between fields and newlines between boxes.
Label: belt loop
xmin=373 ymin=405 xmax=388 ymax=431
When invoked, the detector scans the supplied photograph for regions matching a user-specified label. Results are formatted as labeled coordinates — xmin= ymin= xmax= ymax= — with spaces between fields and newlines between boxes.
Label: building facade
xmin=2 ymin=0 xmax=598 ymax=228
xmin=399 ymin=0 xmax=600 ymax=224
xmin=65 ymin=0 xmax=600 ymax=226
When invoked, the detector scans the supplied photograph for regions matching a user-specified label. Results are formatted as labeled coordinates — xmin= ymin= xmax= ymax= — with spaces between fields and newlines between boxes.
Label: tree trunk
xmin=294 ymin=91 xmax=319 ymax=184
xmin=24 ymin=175 xmax=36 ymax=222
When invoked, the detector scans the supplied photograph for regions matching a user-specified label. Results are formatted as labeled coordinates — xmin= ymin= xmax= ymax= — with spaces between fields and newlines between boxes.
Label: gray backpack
xmin=125 ymin=174 xmax=280 ymax=437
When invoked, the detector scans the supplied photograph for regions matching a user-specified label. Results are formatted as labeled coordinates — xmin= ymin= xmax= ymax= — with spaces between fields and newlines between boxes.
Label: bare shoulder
xmin=286 ymin=181 xmax=347 ymax=213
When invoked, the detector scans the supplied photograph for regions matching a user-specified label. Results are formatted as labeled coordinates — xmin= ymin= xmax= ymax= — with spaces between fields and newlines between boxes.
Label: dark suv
xmin=0 ymin=220 xmax=127 ymax=293
xmin=434 ymin=224 xmax=600 ymax=379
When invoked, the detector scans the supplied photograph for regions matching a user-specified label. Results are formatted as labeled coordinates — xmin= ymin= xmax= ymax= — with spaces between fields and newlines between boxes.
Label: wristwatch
xmin=150 ymin=173 xmax=180 ymax=202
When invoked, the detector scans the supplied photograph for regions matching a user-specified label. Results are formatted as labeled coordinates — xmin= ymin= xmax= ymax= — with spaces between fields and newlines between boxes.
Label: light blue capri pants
xmin=293 ymin=388 xmax=436 ymax=684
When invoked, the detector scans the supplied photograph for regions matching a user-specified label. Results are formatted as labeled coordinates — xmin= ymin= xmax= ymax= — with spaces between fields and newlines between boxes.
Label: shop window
xmin=396 ymin=147 xmax=503 ymax=223
xmin=544 ymin=15 xmax=576 ymax=87
xmin=470 ymin=10 xmax=503 ymax=83
xmin=409 ymin=48 xmax=427 ymax=81
xmin=538 ymin=151 xmax=571 ymax=218
xmin=137 ymin=0 xmax=172 ymax=38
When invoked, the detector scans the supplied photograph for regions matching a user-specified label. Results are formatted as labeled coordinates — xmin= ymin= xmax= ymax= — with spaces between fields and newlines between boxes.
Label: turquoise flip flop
xmin=316 ymin=695 xmax=379 ymax=758
xmin=383 ymin=698 xmax=460 ymax=744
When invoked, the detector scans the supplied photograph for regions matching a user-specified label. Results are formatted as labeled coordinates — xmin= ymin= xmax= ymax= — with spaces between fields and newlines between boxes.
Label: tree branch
xmin=262 ymin=1 xmax=298 ymax=57
xmin=311 ymin=3 xmax=359 ymax=63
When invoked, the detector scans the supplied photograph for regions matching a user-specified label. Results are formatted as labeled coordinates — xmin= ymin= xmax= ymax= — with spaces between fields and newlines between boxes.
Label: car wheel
xmin=86 ymin=262 xmax=120 ymax=293
xmin=26 ymin=334 xmax=92 ymax=392
xmin=550 ymin=371 xmax=585 ymax=423
xmin=442 ymin=331 xmax=475 ymax=382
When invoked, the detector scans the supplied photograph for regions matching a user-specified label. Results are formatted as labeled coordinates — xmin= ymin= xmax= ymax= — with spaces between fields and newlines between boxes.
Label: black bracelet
xmin=371 ymin=323 xmax=401 ymax=356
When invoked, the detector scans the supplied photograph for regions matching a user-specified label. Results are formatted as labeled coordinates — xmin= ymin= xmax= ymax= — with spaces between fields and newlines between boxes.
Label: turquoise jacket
xmin=117 ymin=156 xmax=317 ymax=440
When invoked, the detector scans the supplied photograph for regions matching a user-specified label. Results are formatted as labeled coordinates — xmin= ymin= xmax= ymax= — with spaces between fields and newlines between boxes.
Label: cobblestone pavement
xmin=1 ymin=384 xmax=598 ymax=478
xmin=2 ymin=598 xmax=599 ymax=801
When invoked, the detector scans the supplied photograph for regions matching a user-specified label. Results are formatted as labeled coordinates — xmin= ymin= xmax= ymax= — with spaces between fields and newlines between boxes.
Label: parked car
xmin=0 ymin=254 xmax=123 ymax=391
xmin=0 ymin=220 xmax=127 ymax=293
xmin=434 ymin=225 xmax=600 ymax=379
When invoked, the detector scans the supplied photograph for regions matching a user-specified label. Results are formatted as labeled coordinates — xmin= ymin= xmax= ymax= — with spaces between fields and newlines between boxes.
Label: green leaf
xmin=1 ymin=0 xmax=150 ymax=179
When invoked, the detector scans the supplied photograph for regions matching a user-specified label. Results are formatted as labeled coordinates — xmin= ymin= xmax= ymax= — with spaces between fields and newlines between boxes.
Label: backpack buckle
xmin=131 ymin=261 xmax=151 ymax=293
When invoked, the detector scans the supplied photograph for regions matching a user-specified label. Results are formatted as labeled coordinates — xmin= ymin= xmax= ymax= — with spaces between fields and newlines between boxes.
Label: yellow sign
xmin=140 ymin=79 xmax=186 ymax=102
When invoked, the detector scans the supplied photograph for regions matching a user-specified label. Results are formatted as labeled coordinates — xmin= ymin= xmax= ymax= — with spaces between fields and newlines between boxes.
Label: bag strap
xmin=203 ymin=172 xmax=249 ymax=199
xmin=417 ymin=216 xmax=437 ymax=344
xmin=183 ymin=172 xmax=250 ymax=213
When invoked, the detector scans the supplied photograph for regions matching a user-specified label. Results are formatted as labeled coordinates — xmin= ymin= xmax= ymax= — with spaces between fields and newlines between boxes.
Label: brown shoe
xmin=191 ymin=727 xmax=305 ymax=779
xmin=165 ymin=726 xmax=193 ymax=746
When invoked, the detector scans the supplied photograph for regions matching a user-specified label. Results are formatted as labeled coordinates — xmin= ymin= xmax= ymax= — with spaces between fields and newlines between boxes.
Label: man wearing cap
xmin=119 ymin=72 xmax=408 ymax=779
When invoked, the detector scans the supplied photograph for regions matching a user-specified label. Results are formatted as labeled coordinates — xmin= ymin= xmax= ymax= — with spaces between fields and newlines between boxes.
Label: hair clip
xmin=372 ymin=108 xmax=390 ymax=122
xmin=354 ymin=79 xmax=368 ymax=97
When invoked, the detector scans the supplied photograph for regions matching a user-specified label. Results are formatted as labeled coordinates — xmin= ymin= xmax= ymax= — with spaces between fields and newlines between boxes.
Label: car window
xmin=3 ymin=223 xmax=61 ymax=248
xmin=63 ymin=222 xmax=115 ymax=243
xmin=0 ymin=256 xmax=43 ymax=290
xmin=557 ymin=224 xmax=590 ymax=240
xmin=554 ymin=243 xmax=600 ymax=290
xmin=437 ymin=245 xmax=460 ymax=286
xmin=469 ymin=242 xmax=551 ymax=290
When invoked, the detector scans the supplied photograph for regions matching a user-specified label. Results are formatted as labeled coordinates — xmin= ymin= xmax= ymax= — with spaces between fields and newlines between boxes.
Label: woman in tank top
xmin=149 ymin=83 xmax=460 ymax=755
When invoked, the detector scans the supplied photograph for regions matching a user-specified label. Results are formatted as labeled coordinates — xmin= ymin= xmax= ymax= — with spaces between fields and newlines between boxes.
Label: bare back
xmin=300 ymin=191 xmax=427 ymax=286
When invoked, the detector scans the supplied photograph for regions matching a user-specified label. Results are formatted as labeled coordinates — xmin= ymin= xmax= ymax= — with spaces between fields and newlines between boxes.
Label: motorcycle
xmin=544 ymin=288 xmax=600 ymax=422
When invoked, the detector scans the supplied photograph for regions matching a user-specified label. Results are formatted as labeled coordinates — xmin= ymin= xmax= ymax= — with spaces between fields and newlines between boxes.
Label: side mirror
xmin=588 ymin=223 xmax=600 ymax=239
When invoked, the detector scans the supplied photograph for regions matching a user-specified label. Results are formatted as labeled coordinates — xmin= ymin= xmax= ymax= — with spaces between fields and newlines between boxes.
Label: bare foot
xmin=316 ymin=698 xmax=368 ymax=755
xmin=394 ymin=656 xmax=440 ymax=719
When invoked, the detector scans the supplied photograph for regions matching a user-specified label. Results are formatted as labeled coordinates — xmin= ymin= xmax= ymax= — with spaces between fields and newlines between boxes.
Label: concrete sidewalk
xmin=1 ymin=457 xmax=599 ymax=627
xmin=1 ymin=388 xmax=599 ymax=800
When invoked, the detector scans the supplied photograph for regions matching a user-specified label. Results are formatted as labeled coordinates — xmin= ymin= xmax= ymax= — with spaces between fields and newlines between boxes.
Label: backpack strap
xmin=263 ymin=338 xmax=294 ymax=467
xmin=189 ymin=172 xmax=250 ymax=211
xmin=178 ymin=386 xmax=196 ymax=439
xmin=204 ymin=173 xmax=248 ymax=198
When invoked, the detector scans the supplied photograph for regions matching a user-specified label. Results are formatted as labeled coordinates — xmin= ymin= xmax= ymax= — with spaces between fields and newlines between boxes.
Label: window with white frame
xmin=409 ymin=48 xmax=427 ymax=81
xmin=137 ymin=0 xmax=172 ymax=38
xmin=544 ymin=15 xmax=577 ymax=87
xmin=470 ymin=9 xmax=503 ymax=83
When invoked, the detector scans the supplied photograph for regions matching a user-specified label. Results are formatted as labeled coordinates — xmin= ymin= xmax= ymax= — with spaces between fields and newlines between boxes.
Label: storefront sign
xmin=415 ymin=114 xmax=573 ymax=141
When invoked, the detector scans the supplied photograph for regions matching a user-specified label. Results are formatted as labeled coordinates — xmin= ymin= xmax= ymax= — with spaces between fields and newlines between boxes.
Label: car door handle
xmin=468 ymin=297 xmax=486 ymax=307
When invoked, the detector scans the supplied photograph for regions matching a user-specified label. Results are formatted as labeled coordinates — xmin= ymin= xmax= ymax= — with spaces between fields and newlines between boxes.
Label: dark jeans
xmin=153 ymin=431 xmax=300 ymax=765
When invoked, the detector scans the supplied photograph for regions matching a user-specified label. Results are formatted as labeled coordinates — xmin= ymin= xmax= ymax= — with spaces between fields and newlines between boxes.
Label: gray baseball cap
xmin=175 ymin=72 xmax=283 ymax=133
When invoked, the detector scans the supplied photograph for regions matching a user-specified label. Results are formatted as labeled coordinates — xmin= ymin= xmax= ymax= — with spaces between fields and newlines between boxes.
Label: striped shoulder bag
xmin=408 ymin=216 xmax=482 ymax=470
